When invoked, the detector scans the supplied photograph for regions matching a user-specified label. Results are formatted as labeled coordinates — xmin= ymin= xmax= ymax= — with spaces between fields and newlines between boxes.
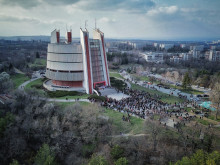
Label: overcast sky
xmin=0 ymin=0 xmax=219 ymax=40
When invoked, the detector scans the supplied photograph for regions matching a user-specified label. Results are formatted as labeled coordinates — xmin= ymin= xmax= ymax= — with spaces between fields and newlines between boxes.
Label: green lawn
xmin=24 ymin=78 xmax=46 ymax=95
xmin=130 ymin=83 xmax=185 ymax=104
xmin=25 ymin=78 xmax=44 ymax=89
xmin=207 ymin=114 xmax=220 ymax=122
xmin=29 ymin=58 xmax=47 ymax=68
xmin=180 ymin=88 xmax=203 ymax=95
xmin=25 ymin=79 xmax=89 ymax=99
xmin=170 ymin=85 xmax=203 ymax=95
xmin=104 ymin=108 xmax=144 ymax=134
xmin=11 ymin=74 xmax=30 ymax=89
xmin=140 ymin=76 xmax=150 ymax=82
xmin=109 ymin=72 xmax=124 ymax=79
xmin=131 ymin=74 xmax=161 ymax=84
xmin=54 ymin=102 xmax=144 ymax=134
xmin=195 ymin=118 xmax=211 ymax=126
xmin=55 ymin=101 xmax=90 ymax=108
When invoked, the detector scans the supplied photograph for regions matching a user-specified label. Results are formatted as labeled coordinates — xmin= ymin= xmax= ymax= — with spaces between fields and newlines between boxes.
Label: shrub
xmin=31 ymin=84 xmax=43 ymax=89
xmin=114 ymin=157 xmax=128 ymax=165
xmin=110 ymin=77 xmax=127 ymax=90
xmin=34 ymin=144 xmax=57 ymax=165
xmin=9 ymin=159 xmax=20 ymax=165
xmin=88 ymin=94 xmax=107 ymax=102
xmin=175 ymin=150 xmax=220 ymax=165
xmin=110 ymin=145 xmax=124 ymax=160
xmin=82 ymin=143 xmax=96 ymax=158
xmin=88 ymin=155 xmax=108 ymax=165
xmin=0 ymin=112 xmax=14 ymax=137
xmin=47 ymin=91 xmax=83 ymax=98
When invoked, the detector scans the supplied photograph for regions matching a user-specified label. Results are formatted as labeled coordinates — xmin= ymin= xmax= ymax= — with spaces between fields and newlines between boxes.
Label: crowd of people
xmin=100 ymin=88 xmax=174 ymax=120
xmin=92 ymin=86 xmax=203 ymax=129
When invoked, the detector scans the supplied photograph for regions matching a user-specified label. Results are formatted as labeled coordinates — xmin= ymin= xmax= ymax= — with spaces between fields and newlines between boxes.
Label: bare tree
xmin=144 ymin=119 xmax=162 ymax=151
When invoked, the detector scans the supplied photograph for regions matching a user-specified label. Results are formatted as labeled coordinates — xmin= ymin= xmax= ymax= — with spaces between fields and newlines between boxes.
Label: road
xmin=120 ymin=71 xmax=200 ymax=101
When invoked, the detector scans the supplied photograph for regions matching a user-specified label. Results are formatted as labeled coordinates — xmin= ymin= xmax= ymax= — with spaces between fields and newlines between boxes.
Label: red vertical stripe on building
xmin=67 ymin=32 xmax=72 ymax=43
xmin=101 ymin=35 xmax=110 ymax=85
xmin=84 ymin=35 xmax=92 ymax=94
xmin=56 ymin=32 xmax=60 ymax=43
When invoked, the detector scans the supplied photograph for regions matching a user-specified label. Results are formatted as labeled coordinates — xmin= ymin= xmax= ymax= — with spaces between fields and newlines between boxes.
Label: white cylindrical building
xmin=45 ymin=28 xmax=110 ymax=94
xmin=46 ymin=30 xmax=84 ymax=89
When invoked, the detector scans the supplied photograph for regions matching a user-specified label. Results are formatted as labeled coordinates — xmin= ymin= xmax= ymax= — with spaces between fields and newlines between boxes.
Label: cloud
xmin=0 ymin=0 xmax=155 ymax=12
xmin=0 ymin=14 xmax=40 ymax=23
xmin=0 ymin=0 xmax=80 ymax=9
xmin=43 ymin=0 xmax=80 ymax=5
xmin=180 ymin=8 xmax=198 ymax=13
xmin=0 ymin=0 xmax=40 ymax=8
xmin=98 ymin=17 xmax=116 ymax=23
xmin=0 ymin=14 xmax=65 ymax=25
xmin=67 ymin=0 xmax=155 ymax=13
xmin=147 ymin=6 xmax=178 ymax=16
xmin=0 ymin=0 xmax=219 ymax=39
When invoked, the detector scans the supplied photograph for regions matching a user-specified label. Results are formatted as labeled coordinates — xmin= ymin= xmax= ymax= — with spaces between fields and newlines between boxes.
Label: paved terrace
xmin=99 ymin=87 xmax=130 ymax=101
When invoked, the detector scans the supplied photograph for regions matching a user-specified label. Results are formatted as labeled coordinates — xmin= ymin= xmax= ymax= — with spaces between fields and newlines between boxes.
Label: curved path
xmin=19 ymin=77 xmax=41 ymax=90
xmin=18 ymin=71 xmax=42 ymax=90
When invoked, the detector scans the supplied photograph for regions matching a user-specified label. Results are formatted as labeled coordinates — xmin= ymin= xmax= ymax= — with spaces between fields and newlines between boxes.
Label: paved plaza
xmin=99 ymin=87 xmax=130 ymax=101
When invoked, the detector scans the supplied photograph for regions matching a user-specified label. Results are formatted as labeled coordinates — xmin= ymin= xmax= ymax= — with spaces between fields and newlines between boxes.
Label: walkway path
xmin=18 ymin=71 xmax=42 ymax=90
xmin=47 ymin=98 xmax=90 ymax=103
xmin=18 ymin=77 xmax=41 ymax=90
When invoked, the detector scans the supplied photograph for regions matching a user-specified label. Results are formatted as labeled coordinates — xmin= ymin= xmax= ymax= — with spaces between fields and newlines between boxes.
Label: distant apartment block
xmin=140 ymin=52 xmax=164 ymax=63
xmin=180 ymin=44 xmax=186 ymax=48
xmin=190 ymin=45 xmax=204 ymax=51
xmin=189 ymin=49 xmax=201 ymax=59
xmin=208 ymin=50 xmax=220 ymax=61
xmin=179 ymin=53 xmax=190 ymax=61
xmin=159 ymin=44 xmax=174 ymax=50
xmin=170 ymin=56 xmax=181 ymax=63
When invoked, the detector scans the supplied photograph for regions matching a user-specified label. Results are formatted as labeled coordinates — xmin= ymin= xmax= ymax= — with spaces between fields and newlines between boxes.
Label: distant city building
xmin=210 ymin=46 xmax=216 ymax=50
xmin=208 ymin=50 xmax=220 ymax=61
xmin=159 ymin=44 xmax=174 ymax=50
xmin=45 ymin=28 xmax=110 ymax=94
xmin=190 ymin=45 xmax=204 ymax=51
xmin=153 ymin=43 xmax=159 ymax=47
xmin=180 ymin=44 xmax=186 ymax=48
xmin=170 ymin=56 xmax=181 ymax=63
xmin=119 ymin=41 xmax=145 ymax=50
xmin=189 ymin=49 xmax=201 ymax=59
xmin=140 ymin=52 xmax=164 ymax=63
xmin=107 ymin=47 xmax=118 ymax=53
xmin=179 ymin=53 xmax=190 ymax=61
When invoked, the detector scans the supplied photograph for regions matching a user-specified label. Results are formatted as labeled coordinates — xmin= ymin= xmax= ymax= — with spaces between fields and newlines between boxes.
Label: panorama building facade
xmin=44 ymin=28 xmax=110 ymax=94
